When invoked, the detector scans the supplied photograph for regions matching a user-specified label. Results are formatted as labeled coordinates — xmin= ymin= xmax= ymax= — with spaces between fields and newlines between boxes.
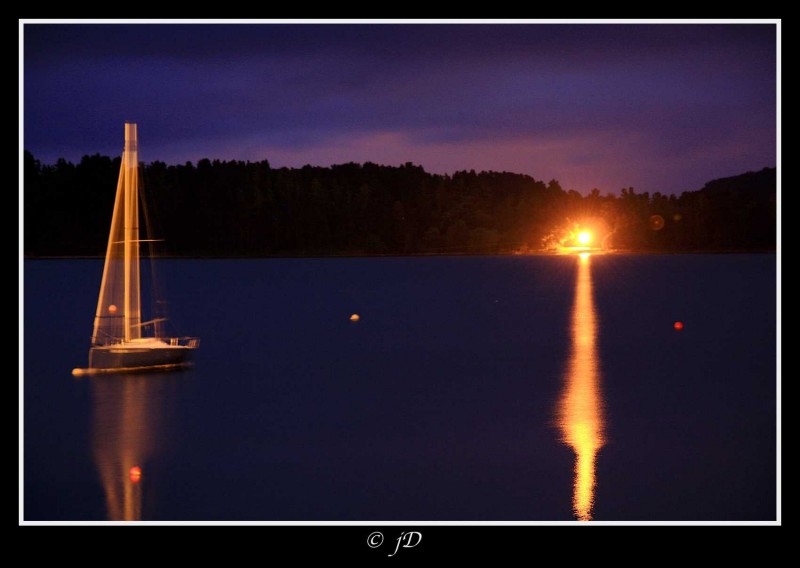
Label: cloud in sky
xmin=23 ymin=22 xmax=776 ymax=194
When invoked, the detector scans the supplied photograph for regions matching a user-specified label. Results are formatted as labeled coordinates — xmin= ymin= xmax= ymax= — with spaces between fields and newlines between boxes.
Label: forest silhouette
xmin=23 ymin=151 xmax=775 ymax=257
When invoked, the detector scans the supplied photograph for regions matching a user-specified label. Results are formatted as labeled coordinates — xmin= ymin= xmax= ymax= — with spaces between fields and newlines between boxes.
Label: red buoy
xmin=129 ymin=466 xmax=142 ymax=483
xmin=674 ymin=321 xmax=684 ymax=331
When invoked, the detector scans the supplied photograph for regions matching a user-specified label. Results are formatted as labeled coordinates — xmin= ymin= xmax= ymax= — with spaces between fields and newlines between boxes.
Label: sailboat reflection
xmin=557 ymin=253 xmax=606 ymax=521
xmin=90 ymin=374 xmax=171 ymax=520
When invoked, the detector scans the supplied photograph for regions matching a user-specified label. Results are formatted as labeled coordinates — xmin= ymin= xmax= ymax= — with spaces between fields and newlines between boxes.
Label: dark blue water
xmin=23 ymin=255 xmax=777 ymax=521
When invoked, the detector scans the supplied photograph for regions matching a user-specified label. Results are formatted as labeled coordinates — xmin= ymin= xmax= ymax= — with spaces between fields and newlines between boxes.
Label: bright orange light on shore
xmin=552 ymin=222 xmax=607 ymax=254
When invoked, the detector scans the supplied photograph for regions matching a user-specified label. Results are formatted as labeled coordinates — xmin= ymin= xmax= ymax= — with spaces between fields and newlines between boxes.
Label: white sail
xmin=92 ymin=123 xmax=142 ymax=345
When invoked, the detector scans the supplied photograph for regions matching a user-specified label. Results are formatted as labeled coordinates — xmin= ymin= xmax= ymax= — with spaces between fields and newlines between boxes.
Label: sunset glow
xmin=577 ymin=231 xmax=592 ymax=246
xmin=23 ymin=24 xmax=776 ymax=195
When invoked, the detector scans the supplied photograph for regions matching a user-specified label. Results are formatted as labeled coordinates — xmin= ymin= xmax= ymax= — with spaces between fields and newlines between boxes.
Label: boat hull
xmin=72 ymin=343 xmax=196 ymax=376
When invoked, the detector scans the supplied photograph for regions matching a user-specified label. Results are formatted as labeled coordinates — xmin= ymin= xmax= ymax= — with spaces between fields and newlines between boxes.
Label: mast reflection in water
xmin=90 ymin=375 xmax=170 ymax=521
xmin=557 ymin=253 xmax=606 ymax=521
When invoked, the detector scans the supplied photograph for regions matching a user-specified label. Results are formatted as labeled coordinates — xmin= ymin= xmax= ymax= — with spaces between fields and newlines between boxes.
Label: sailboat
xmin=72 ymin=123 xmax=199 ymax=376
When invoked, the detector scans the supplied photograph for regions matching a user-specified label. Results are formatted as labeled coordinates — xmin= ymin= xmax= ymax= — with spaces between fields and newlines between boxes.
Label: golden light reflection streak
xmin=558 ymin=252 xmax=605 ymax=521
xmin=91 ymin=376 xmax=157 ymax=521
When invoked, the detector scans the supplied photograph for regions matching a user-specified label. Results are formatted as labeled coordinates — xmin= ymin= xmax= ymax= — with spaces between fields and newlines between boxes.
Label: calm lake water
xmin=23 ymin=255 xmax=777 ymax=521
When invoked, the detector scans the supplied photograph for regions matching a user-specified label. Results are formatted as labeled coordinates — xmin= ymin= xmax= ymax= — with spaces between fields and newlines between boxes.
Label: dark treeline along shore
xmin=23 ymin=151 xmax=775 ymax=257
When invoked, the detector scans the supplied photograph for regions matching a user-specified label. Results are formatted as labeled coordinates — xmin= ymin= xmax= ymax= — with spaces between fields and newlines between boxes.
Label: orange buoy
xmin=108 ymin=304 xmax=117 ymax=314
xmin=350 ymin=314 xmax=360 ymax=322
xmin=674 ymin=321 xmax=684 ymax=331
xmin=129 ymin=466 xmax=142 ymax=483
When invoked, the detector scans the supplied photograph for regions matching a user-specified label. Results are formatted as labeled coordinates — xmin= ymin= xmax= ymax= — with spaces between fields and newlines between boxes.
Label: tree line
xmin=23 ymin=151 xmax=776 ymax=257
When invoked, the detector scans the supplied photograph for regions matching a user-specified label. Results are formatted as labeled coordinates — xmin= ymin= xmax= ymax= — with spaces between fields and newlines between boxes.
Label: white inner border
xmin=18 ymin=18 xmax=782 ymax=527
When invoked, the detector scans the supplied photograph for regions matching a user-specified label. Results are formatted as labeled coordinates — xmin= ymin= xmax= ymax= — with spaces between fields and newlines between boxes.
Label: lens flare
xmin=649 ymin=215 xmax=665 ymax=231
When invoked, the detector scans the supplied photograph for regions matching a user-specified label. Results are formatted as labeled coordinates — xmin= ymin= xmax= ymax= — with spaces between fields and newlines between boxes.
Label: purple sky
xmin=22 ymin=22 xmax=777 ymax=195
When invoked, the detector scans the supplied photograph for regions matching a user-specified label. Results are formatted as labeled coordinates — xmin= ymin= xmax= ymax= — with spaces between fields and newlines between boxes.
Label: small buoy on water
xmin=674 ymin=321 xmax=684 ymax=331
xmin=129 ymin=466 xmax=142 ymax=483
xmin=108 ymin=304 xmax=117 ymax=314
xmin=350 ymin=314 xmax=360 ymax=322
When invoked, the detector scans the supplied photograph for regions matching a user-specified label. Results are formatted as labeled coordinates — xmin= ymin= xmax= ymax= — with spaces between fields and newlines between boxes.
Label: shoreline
xmin=22 ymin=249 xmax=778 ymax=260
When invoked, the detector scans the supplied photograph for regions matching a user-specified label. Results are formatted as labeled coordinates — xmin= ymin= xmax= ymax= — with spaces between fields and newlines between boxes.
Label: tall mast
xmin=123 ymin=123 xmax=141 ymax=341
